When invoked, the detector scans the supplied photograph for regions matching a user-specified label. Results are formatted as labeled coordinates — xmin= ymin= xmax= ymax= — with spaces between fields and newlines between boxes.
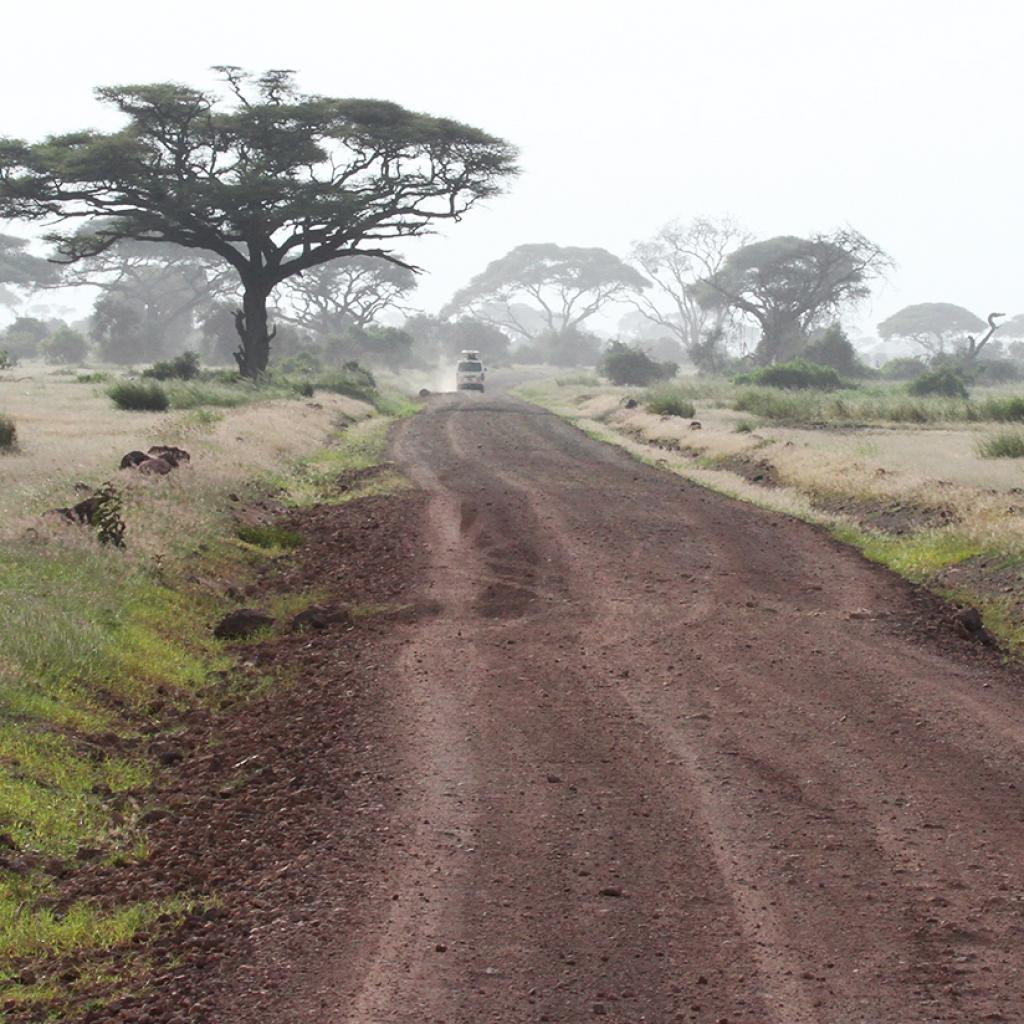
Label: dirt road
xmin=228 ymin=391 xmax=1024 ymax=1024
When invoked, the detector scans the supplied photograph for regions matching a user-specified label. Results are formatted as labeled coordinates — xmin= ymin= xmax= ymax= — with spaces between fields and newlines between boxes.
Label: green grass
xmin=976 ymin=430 xmax=1024 ymax=459
xmin=645 ymin=386 xmax=695 ymax=418
xmin=733 ymin=385 xmax=1024 ymax=426
xmin=107 ymin=381 xmax=170 ymax=412
xmin=236 ymin=524 xmax=304 ymax=550
xmin=832 ymin=524 xmax=984 ymax=581
xmin=275 ymin=416 xmax=406 ymax=507
xmin=0 ymin=413 xmax=15 ymax=450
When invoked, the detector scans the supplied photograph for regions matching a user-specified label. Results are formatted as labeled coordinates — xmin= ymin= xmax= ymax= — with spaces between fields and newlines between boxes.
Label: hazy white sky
xmin=3 ymin=0 xmax=1022 ymax=335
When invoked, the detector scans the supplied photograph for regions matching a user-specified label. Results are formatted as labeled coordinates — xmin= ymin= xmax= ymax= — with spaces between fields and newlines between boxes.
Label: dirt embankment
xmin=36 ymin=390 xmax=1024 ymax=1024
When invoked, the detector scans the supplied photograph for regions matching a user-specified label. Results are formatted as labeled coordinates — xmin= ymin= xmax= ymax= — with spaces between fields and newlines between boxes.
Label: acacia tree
xmin=276 ymin=255 xmax=416 ymax=336
xmin=0 ymin=233 xmax=59 ymax=308
xmin=695 ymin=229 xmax=892 ymax=364
xmin=60 ymin=233 xmax=235 ymax=362
xmin=629 ymin=215 xmax=750 ymax=356
xmin=877 ymin=303 xmax=994 ymax=360
xmin=443 ymin=243 xmax=648 ymax=341
xmin=0 ymin=68 xmax=518 ymax=377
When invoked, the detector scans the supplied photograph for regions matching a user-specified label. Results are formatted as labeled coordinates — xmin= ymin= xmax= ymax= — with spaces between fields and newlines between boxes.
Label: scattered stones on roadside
xmin=213 ymin=609 xmax=275 ymax=639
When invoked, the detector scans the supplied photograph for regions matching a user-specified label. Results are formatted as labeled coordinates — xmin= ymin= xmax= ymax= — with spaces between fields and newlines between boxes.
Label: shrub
xmin=979 ymin=396 xmax=1024 ymax=422
xmin=107 ymin=381 xmax=170 ymax=412
xmin=734 ymin=419 xmax=756 ymax=433
xmin=735 ymin=359 xmax=842 ymax=391
xmin=600 ymin=341 xmax=678 ymax=386
xmin=645 ymin=386 xmax=695 ymax=418
xmin=977 ymin=430 xmax=1024 ymax=459
xmin=40 ymin=326 xmax=89 ymax=365
xmin=142 ymin=351 xmax=201 ymax=381
xmin=803 ymin=324 xmax=871 ymax=377
xmin=314 ymin=362 xmax=377 ymax=402
xmin=76 ymin=371 xmax=109 ymax=383
xmin=0 ymin=414 xmax=16 ymax=451
xmin=275 ymin=351 xmax=323 ymax=375
xmin=0 ymin=350 xmax=14 ymax=370
xmin=907 ymin=368 xmax=968 ymax=399
xmin=880 ymin=357 xmax=928 ymax=380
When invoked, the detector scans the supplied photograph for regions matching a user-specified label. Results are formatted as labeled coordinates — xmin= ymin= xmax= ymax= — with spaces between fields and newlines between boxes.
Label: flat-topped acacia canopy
xmin=0 ymin=67 xmax=519 ymax=376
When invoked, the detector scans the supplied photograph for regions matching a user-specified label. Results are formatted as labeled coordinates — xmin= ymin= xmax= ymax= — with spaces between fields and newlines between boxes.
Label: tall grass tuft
xmin=645 ymin=386 xmax=696 ymax=418
xmin=0 ymin=414 xmax=16 ymax=451
xmin=977 ymin=430 xmax=1024 ymax=459
xmin=108 ymin=381 xmax=170 ymax=412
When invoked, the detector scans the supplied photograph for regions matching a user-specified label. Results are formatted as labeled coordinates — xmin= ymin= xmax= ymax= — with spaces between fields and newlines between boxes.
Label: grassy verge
xmin=0 ymin=384 xmax=404 ymax=1016
xmin=517 ymin=377 xmax=1024 ymax=655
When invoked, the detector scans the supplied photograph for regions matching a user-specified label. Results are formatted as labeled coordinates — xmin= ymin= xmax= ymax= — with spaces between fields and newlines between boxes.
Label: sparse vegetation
xmin=977 ymin=431 xmax=1024 ymax=459
xmin=0 ymin=413 xmax=16 ymax=450
xmin=107 ymin=380 xmax=170 ymax=412
xmin=645 ymin=387 xmax=695 ymax=418
xmin=236 ymin=524 xmax=304 ymax=550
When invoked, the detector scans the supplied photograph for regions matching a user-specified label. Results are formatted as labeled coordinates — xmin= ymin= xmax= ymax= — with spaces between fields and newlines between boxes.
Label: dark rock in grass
xmin=290 ymin=604 xmax=352 ymax=632
xmin=214 ymin=608 xmax=275 ymax=639
xmin=419 ymin=388 xmax=431 ymax=398
xmin=148 ymin=444 xmax=191 ymax=466
xmin=624 ymin=398 xmax=638 ymax=409
xmin=120 ymin=450 xmax=150 ymax=469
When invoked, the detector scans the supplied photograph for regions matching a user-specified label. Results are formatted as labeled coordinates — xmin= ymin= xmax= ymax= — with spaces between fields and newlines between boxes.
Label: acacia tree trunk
xmin=233 ymin=281 xmax=276 ymax=378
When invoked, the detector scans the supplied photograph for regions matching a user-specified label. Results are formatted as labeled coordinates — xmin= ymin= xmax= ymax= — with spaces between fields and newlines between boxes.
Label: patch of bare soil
xmin=813 ymin=492 xmax=958 ymax=534
xmin=5 ymin=488 xmax=428 ymax=1024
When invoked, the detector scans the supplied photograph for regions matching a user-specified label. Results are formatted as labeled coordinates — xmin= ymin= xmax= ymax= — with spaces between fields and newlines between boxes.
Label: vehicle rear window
xmin=458 ymin=361 xmax=483 ymax=372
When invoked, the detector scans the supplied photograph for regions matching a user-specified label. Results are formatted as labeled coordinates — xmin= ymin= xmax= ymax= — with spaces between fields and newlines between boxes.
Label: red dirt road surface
xmin=225 ymin=392 xmax=1024 ymax=1024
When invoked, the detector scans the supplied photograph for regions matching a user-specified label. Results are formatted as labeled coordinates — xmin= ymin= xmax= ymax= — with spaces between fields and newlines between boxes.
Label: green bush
xmin=735 ymin=358 xmax=843 ymax=391
xmin=880 ymin=357 xmax=928 ymax=380
xmin=142 ymin=351 xmax=201 ymax=381
xmin=803 ymin=325 xmax=872 ymax=377
xmin=0 ymin=414 xmax=16 ymax=451
xmin=107 ymin=381 xmax=170 ymax=412
xmin=0 ymin=350 xmax=14 ymax=370
xmin=275 ymin=351 xmax=323 ymax=375
xmin=978 ymin=396 xmax=1024 ymax=422
xmin=907 ymin=368 xmax=968 ymax=399
xmin=314 ymin=362 xmax=378 ymax=402
xmin=977 ymin=430 xmax=1024 ymax=459
xmin=600 ymin=341 xmax=677 ymax=386
xmin=645 ymin=386 xmax=695 ymax=418
xmin=40 ymin=326 xmax=89 ymax=365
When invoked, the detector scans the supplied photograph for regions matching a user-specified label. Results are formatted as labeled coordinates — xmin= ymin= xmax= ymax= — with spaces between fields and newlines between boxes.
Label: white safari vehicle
xmin=456 ymin=349 xmax=486 ymax=392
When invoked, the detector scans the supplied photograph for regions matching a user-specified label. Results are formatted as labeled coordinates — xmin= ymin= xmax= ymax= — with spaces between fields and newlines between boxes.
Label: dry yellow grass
xmin=0 ymin=375 xmax=374 ymax=538
xmin=526 ymin=379 xmax=1024 ymax=563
